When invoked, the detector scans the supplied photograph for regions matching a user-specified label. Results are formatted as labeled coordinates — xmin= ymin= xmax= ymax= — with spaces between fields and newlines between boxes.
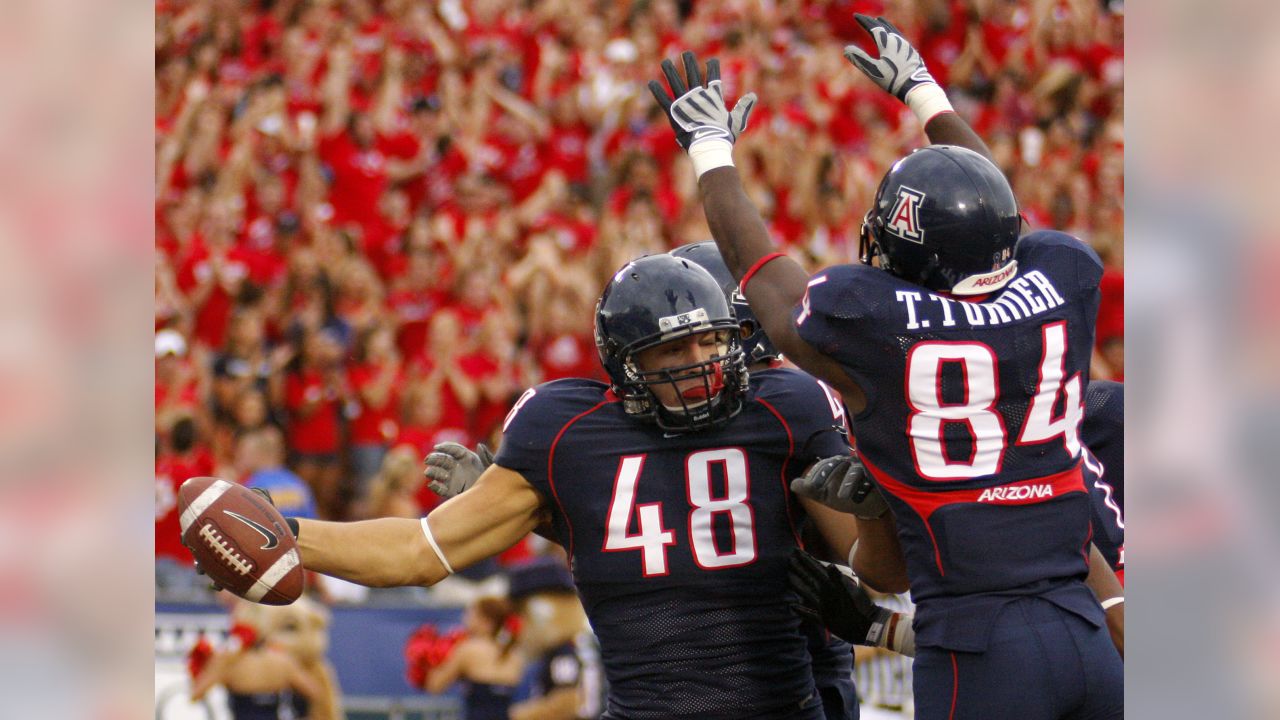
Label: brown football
xmin=178 ymin=477 xmax=304 ymax=605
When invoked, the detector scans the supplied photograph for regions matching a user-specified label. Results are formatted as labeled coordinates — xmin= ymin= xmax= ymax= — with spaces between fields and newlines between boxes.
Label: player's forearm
xmin=1085 ymin=543 xmax=1124 ymax=658
xmin=698 ymin=166 xmax=786 ymax=280
xmin=295 ymin=517 xmax=446 ymax=588
xmin=922 ymin=112 xmax=994 ymax=163
xmin=698 ymin=166 xmax=815 ymax=359
xmin=850 ymin=516 xmax=910 ymax=593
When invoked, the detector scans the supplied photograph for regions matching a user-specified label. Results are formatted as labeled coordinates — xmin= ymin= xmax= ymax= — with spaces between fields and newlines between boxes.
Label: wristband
xmin=739 ymin=252 xmax=786 ymax=294
xmin=904 ymin=83 xmax=954 ymax=126
xmin=421 ymin=517 xmax=455 ymax=575
xmin=1100 ymin=596 xmax=1124 ymax=611
xmin=285 ymin=517 xmax=300 ymax=539
xmin=886 ymin=613 xmax=916 ymax=657
xmin=688 ymin=138 xmax=735 ymax=178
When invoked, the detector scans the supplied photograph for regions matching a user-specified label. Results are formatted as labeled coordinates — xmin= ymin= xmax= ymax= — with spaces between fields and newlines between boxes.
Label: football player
xmin=670 ymin=241 xmax=861 ymax=720
xmin=262 ymin=254 xmax=873 ymax=719
xmin=429 ymin=241 xmax=875 ymax=720
xmin=648 ymin=14 xmax=1123 ymax=720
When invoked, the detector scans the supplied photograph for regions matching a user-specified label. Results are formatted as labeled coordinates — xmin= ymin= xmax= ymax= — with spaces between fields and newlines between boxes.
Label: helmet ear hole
xmin=739 ymin=321 xmax=755 ymax=340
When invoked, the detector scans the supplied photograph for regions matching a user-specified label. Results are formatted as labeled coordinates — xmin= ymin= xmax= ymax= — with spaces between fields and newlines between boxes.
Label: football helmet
xmin=595 ymin=254 xmax=748 ymax=432
xmin=860 ymin=145 xmax=1020 ymax=295
xmin=670 ymin=241 xmax=781 ymax=365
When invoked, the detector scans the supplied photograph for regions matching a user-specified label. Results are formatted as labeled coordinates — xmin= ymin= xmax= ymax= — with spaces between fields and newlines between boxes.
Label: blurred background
xmin=18 ymin=0 xmax=1280 ymax=717
xmin=151 ymin=0 xmax=1128 ymax=717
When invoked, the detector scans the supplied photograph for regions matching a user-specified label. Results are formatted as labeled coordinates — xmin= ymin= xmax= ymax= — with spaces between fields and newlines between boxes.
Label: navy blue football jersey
xmin=1082 ymin=380 xmax=1125 ymax=574
xmin=494 ymin=369 xmax=848 ymax=720
xmin=794 ymin=230 xmax=1105 ymax=651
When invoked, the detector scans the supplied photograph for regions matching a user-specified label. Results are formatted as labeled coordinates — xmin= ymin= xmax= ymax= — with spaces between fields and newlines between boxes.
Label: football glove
xmin=844 ymin=14 xmax=937 ymax=103
xmin=648 ymin=50 xmax=756 ymax=150
xmin=424 ymin=442 xmax=493 ymax=499
xmin=790 ymin=453 xmax=888 ymax=519
xmin=789 ymin=548 xmax=895 ymax=647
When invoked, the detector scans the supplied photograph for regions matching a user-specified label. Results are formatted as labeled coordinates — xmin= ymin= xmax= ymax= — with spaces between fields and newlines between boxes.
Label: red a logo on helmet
xmin=886 ymin=187 xmax=926 ymax=244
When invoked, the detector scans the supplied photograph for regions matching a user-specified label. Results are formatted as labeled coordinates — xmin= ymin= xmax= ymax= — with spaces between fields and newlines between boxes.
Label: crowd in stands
xmin=155 ymin=0 xmax=1124 ymax=545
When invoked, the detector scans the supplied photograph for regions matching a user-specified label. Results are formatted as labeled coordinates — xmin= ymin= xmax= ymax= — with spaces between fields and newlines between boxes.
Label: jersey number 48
xmin=603 ymin=448 xmax=756 ymax=577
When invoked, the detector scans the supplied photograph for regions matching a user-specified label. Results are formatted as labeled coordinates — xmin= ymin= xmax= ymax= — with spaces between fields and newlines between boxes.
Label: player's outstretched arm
xmin=296 ymin=465 xmax=547 ymax=588
xmin=648 ymin=52 xmax=869 ymax=409
xmin=842 ymin=13 xmax=993 ymax=162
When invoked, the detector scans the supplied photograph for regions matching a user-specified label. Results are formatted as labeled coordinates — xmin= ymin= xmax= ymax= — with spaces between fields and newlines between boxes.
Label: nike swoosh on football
xmin=224 ymin=510 xmax=280 ymax=550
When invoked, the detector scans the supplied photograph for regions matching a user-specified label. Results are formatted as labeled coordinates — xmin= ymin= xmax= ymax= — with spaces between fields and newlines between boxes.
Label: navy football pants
xmin=913 ymin=597 xmax=1123 ymax=720
xmin=818 ymin=678 xmax=859 ymax=720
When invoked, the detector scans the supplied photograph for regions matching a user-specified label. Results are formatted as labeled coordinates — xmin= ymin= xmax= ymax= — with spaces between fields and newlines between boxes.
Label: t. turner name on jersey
xmin=894 ymin=269 xmax=1066 ymax=331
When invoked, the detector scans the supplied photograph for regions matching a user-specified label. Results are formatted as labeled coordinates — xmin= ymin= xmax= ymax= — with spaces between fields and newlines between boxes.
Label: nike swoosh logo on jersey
xmin=224 ymin=510 xmax=280 ymax=550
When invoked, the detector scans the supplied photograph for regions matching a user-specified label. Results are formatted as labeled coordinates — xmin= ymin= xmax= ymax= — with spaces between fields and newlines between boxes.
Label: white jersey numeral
xmin=686 ymin=449 xmax=756 ymax=568
xmin=603 ymin=448 xmax=758 ymax=576
xmin=905 ymin=321 xmax=1084 ymax=481
xmin=502 ymin=388 xmax=538 ymax=432
xmin=603 ymin=456 xmax=676 ymax=577
xmin=906 ymin=342 xmax=1005 ymax=479
xmin=1016 ymin=321 xmax=1082 ymax=456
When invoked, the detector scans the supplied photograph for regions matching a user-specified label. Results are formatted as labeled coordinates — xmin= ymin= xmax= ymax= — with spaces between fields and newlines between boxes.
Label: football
xmin=178 ymin=477 xmax=304 ymax=605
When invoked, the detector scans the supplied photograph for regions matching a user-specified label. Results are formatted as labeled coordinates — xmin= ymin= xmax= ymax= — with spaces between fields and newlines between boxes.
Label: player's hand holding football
xmin=179 ymin=478 xmax=304 ymax=605
xmin=791 ymin=453 xmax=888 ymax=519
xmin=424 ymin=442 xmax=493 ymax=499
xmin=648 ymin=51 xmax=756 ymax=178
xmin=789 ymin=549 xmax=898 ymax=649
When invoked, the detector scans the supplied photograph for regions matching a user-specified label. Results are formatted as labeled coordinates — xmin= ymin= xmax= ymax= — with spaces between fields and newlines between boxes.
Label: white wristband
xmin=688 ymin=138 xmax=735 ymax=179
xmin=846 ymin=539 xmax=859 ymax=569
xmin=1100 ymin=596 xmax=1124 ymax=611
xmin=904 ymin=83 xmax=954 ymax=126
xmin=421 ymin=517 xmax=455 ymax=575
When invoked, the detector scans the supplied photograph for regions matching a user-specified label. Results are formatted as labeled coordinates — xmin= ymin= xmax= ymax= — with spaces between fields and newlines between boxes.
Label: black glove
xmin=789 ymin=548 xmax=894 ymax=647
xmin=648 ymin=50 xmax=756 ymax=150
xmin=843 ymin=14 xmax=937 ymax=103
xmin=424 ymin=442 xmax=493 ymax=499
xmin=192 ymin=561 xmax=224 ymax=592
xmin=247 ymin=486 xmax=299 ymax=538
xmin=790 ymin=453 xmax=888 ymax=519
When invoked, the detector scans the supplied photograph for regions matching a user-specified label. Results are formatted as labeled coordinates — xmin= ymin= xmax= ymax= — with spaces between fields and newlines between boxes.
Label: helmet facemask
xmin=618 ymin=327 xmax=748 ymax=433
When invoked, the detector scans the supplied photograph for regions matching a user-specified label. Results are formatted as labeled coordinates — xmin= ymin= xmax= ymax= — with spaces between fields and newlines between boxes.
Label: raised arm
xmin=649 ymin=15 xmax=994 ymax=412
xmin=647 ymin=53 xmax=868 ymax=408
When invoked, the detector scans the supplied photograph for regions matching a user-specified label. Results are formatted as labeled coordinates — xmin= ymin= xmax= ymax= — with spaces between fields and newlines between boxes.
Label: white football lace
xmin=200 ymin=523 xmax=254 ymax=576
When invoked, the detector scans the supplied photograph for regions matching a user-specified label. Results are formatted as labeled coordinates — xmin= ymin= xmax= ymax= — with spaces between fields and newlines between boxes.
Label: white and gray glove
xmin=423 ymin=442 xmax=493 ymax=500
xmin=648 ymin=51 xmax=757 ymax=150
xmin=791 ymin=453 xmax=888 ymax=520
xmin=844 ymin=14 xmax=937 ymax=103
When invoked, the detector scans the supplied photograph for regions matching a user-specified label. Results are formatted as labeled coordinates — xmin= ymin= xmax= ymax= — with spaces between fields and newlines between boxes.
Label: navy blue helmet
xmin=860 ymin=145 xmax=1021 ymax=295
xmin=670 ymin=241 xmax=781 ymax=365
xmin=595 ymin=254 xmax=749 ymax=432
